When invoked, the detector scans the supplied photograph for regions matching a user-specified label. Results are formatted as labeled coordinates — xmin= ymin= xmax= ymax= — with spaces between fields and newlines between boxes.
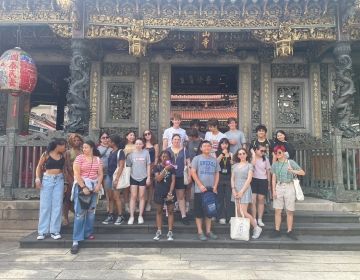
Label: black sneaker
xmin=70 ymin=244 xmax=79 ymax=254
xmin=102 ymin=214 xmax=114 ymax=225
xmin=181 ymin=216 xmax=190 ymax=225
xmin=270 ymin=230 xmax=281 ymax=238
xmin=114 ymin=215 xmax=125 ymax=225
xmin=286 ymin=230 xmax=298 ymax=241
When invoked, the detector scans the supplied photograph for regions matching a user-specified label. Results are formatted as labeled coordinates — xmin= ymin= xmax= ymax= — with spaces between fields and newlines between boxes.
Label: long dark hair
xmin=125 ymin=130 xmax=136 ymax=144
xmin=84 ymin=140 xmax=101 ymax=157
xmin=98 ymin=131 xmax=110 ymax=143
xmin=109 ymin=134 xmax=125 ymax=150
xmin=217 ymin=138 xmax=230 ymax=154
xmin=47 ymin=138 xmax=67 ymax=153
xmin=254 ymin=143 xmax=266 ymax=162
xmin=143 ymin=130 xmax=157 ymax=145
xmin=233 ymin=148 xmax=250 ymax=163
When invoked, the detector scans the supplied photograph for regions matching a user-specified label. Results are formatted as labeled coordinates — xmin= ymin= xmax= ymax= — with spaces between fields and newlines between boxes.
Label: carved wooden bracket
xmin=87 ymin=20 xmax=169 ymax=57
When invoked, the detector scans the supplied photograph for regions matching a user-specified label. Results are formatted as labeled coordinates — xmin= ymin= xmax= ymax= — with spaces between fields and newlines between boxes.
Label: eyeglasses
xmin=144 ymin=132 xmax=151 ymax=136
xmin=101 ymin=136 xmax=109 ymax=139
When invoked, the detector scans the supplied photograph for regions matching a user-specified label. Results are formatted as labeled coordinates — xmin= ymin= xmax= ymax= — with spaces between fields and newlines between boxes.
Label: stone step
xmin=59 ymin=221 xmax=360 ymax=236
xmin=95 ymin=211 xmax=360 ymax=224
xmin=19 ymin=232 xmax=360 ymax=251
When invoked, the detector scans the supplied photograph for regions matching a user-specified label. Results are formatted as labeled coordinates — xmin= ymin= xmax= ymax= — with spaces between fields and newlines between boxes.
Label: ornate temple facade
xmin=0 ymin=0 xmax=359 ymax=139
xmin=0 ymin=0 xmax=360 ymax=200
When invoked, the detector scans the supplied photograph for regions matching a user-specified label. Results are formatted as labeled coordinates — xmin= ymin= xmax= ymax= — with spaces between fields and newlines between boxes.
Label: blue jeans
xmin=72 ymin=186 xmax=97 ymax=241
xmin=38 ymin=174 xmax=64 ymax=235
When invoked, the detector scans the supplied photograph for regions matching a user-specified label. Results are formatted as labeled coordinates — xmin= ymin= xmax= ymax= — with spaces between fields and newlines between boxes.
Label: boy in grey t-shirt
xmin=225 ymin=118 xmax=246 ymax=154
xmin=191 ymin=140 xmax=220 ymax=241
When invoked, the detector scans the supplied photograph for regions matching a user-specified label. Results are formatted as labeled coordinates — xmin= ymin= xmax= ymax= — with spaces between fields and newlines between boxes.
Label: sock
xmin=72 ymin=241 xmax=78 ymax=246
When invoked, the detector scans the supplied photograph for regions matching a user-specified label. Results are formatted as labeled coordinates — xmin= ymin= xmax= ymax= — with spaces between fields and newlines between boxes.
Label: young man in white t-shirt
xmin=162 ymin=113 xmax=188 ymax=150
xmin=204 ymin=118 xmax=227 ymax=156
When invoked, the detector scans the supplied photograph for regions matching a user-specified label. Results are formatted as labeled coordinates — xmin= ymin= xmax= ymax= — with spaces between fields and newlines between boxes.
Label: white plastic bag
xmin=230 ymin=200 xmax=250 ymax=241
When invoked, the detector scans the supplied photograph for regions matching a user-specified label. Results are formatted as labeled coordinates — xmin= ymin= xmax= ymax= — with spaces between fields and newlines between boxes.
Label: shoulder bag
xmin=183 ymin=148 xmax=190 ymax=185
xmin=230 ymin=199 xmax=250 ymax=241
xmin=288 ymin=160 xmax=304 ymax=201
xmin=113 ymin=149 xmax=131 ymax=189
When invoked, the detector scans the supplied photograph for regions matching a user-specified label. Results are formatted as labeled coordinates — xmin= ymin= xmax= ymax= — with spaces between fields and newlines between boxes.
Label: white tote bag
xmin=113 ymin=150 xmax=130 ymax=190
xmin=288 ymin=161 xmax=304 ymax=201
xmin=230 ymin=200 xmax=250 ymax=241
xmin=294 ymin=178 xmax=304 ymax=201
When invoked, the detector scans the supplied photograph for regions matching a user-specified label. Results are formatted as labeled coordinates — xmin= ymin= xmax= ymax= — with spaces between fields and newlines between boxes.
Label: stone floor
xmin=1 ymin=242 xmax=360 ymax=279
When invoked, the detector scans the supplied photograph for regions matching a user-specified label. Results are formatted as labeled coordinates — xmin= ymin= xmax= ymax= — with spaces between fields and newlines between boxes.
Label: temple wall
xmin=90 ymin=51 xmax=335 ymax=140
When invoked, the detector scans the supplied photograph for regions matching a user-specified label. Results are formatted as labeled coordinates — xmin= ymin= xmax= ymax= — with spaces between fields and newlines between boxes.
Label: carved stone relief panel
xmin=99 ymin=127 xmax=139 ymax=138
xmin=149 ymin=64 xmax=159 ymax=138
xmin=275 ymin=83 xmax=304 ymax=128
xmin=320 ymin=64 xmax=330 ymax=138
xmin=106 ymin=82 xmax=134 ymax=122
xmin=271 ymin=64 xmax=309 ymax=79
xmin=103 ymin=63 xmax=139 ymax=77
xmin=251 ymin=64 xmax=261 ymax=138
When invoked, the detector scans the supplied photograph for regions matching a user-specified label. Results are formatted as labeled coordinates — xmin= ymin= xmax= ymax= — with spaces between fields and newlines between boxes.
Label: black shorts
xmin=175 ymin=177 xmax=186 ymax=190
xmin=194 ymin=193 xmax=206 ymax=219
xmin=130 ymin=177 xmax=147 ymax=186
xmin=153 ymin=186 xmax=176 ymax=206
xmin=251 ymin=178 xmax=268 ymax=196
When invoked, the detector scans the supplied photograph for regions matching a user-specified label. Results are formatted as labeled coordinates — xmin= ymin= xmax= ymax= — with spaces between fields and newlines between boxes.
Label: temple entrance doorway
xmin=170 ymin=66 xmax=238 ymax=133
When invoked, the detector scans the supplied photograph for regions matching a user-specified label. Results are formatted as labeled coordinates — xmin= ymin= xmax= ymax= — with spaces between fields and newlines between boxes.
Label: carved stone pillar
xmin=238 ymin=64 xmax=252 ymax=139
xmin=65 ymin=39 xmax=91 ymax=134
xmin=331 ymin=41 xmax=356 ymax=138
xmin=139 ymin=61 xmax=150 ymax=134
xmin=158 ymin=64 xmax=171 ymax=143
xmin=89 ymin=62 xmax=101 ymax=141
xmin=260 ymin=63 xmax=273 ymax=133
xmin=309 ymin=64 xmax=322 ymax=139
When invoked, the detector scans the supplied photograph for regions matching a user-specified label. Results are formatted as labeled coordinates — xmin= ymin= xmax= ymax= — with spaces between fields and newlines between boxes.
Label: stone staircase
xmin=20 ymin=209 xmax=360 ymax=250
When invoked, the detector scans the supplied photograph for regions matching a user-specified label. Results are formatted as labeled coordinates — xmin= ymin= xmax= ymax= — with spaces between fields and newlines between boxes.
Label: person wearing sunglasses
xmin=250 ymin=144 xmax=271 ymax=227
xmin=143 ymin=130 xmax=159 ymax=212
xmin=98 ymin=132 xmax=113 ymax=224
xmin=272 ymin=130 xmax=296 ymax=160
xmin=231 ymin=148 xmax=262 ymax=239
xmin=271 ymin=145 xmax=305 ymax=240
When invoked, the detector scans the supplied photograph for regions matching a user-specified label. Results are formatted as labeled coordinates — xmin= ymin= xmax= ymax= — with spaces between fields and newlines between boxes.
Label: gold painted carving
xmin=56 ymin=0 xmax=75 ymax=11
xmin=49 ymin=23 xmax=72 ymax=38
xmin=87 ymin=20 xmax=169 ymax=57
xmin=91 ymin=70 xmax=98 ymax=129
xmin=311 ymin=65 xmax=322 ymax=138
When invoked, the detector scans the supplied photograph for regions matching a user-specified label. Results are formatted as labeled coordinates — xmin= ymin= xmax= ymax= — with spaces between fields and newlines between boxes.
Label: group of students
xmin=34 ymin=114 xmax=305 ymax=255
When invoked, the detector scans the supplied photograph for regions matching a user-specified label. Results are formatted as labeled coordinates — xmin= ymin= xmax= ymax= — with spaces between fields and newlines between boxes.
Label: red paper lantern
xmin=0 ymin=47 xmax=37 ymax=95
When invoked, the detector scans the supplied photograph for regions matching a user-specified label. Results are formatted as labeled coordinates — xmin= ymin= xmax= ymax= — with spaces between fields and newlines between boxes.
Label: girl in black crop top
xmin=35 ymin=138 xmax=67 ymax=241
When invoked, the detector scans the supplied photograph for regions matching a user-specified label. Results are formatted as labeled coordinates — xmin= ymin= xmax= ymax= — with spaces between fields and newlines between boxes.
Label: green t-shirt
xmin=271 ymin=159 xmax=301 ymax=183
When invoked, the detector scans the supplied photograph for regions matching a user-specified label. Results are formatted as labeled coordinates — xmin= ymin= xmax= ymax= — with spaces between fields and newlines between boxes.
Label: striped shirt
xmin=74 ymin=154 xmax=102 ymax=180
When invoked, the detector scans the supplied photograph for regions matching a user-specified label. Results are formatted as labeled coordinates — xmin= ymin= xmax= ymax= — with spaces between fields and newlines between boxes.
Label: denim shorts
xmin=103 ymin=175 xmax=113 ymax=189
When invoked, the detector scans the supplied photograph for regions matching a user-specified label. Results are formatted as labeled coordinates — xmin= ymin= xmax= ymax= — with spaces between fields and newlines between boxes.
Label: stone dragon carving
xmin=331 ymin=42 xmax=358 ymax=138
xmin=65 ymin=39 xmax=90 ymax=134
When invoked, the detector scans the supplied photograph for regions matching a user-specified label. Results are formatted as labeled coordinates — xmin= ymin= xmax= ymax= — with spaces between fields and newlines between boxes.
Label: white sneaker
xmin=128 ymin=216 xmax=134 ymax=225
xmin=219 ymin=218 xmax=226 ymax=225
xmin=252 ymin=226 xmax=263 ymax=239
xmin=167 ymin=231 xmax=174 ymax=241
xmin=153 ymin=230 xmax=161 ymax=241
xmin=145 ymin=203 xmax=151 ymax=212
xmin=125 ymin=203 xmax=130 ymax=213
xmin=50 ymin=233 xmax=62 ymax=240
xmin=138 ymin=216 xmax=144 ymax=224
xmin=258 ymin=219 xmax=265 ymax=227
xmin=37 ymin=234 xmax=45 ymax=240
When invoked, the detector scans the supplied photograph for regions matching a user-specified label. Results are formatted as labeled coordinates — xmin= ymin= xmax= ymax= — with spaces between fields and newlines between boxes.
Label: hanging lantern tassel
xmin=0 ymin=47 xmax=38 ymax=95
